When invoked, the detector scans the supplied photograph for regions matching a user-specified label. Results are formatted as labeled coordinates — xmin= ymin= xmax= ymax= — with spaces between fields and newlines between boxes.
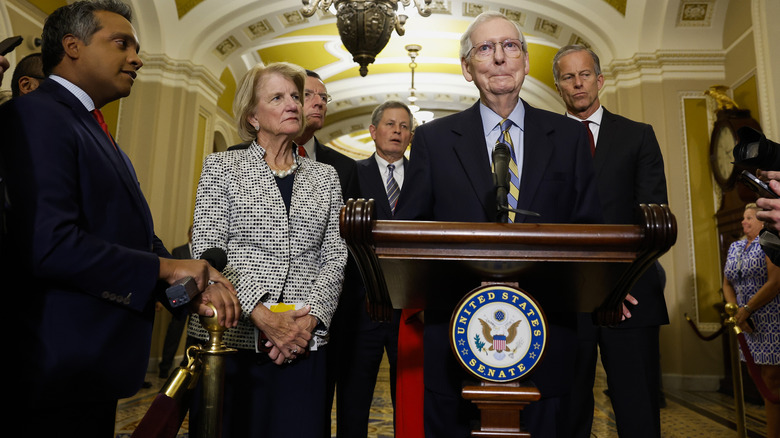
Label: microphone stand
xmin=495 ymin=180 xmax=509 ymax=223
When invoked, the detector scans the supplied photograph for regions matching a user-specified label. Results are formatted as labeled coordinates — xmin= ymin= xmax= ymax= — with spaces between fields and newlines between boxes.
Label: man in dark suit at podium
xmin=552 ymin=45 xmax=669 ymax=438
xmin=1 ymin=1 xmax=239 ymax=434
xmin=397 ymin=11 xmax=602 ymax=438
xmin=334 ymin=100 xmax=411 ymax=436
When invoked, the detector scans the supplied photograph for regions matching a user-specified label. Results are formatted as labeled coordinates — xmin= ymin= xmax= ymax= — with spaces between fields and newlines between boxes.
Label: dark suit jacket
xmin=356 ymin=153 xmax=409 ymax=220
xmin=398 ymin=100 xmax=601 ymax=224
xmin=396 ymin=100 xmax=603 ymax=400
xmin=594 ymin=107 xmax=669 ymax=328
xmin=1 ymin=79 xmax=171 ymax=402
xmin=315 ymin=138 xmax=361 ymax=200
xmin=172 ymin=242 xmax=192 ymax=260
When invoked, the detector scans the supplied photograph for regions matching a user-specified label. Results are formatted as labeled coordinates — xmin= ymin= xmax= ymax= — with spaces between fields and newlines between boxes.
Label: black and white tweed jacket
xmin=187 ymin=142 xmax=347 ymax=349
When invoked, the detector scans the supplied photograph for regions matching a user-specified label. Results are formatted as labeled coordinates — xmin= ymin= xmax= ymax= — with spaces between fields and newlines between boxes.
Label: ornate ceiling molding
xmin=138 ymin=52 xmax=224 ymax=100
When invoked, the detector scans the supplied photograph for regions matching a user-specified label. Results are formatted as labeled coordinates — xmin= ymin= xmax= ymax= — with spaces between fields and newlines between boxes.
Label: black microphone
xmin=166 ymin=247 xmax=228 ymax=308
xmin=493 ymin=142 xmax=511 ymax=223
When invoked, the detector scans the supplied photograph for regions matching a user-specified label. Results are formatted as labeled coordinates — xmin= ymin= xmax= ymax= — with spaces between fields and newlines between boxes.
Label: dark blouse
xmin=275 ymin=174 xmax=294 ymax=213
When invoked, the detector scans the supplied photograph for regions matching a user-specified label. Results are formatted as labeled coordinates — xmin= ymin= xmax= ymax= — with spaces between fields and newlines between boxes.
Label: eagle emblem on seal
xmin=477 ymin=309 xmax=523 ymax=360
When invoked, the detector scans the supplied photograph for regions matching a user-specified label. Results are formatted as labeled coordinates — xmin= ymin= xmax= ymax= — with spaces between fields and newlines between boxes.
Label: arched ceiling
xmin=16 ymin=0 xmax=731 ymax=157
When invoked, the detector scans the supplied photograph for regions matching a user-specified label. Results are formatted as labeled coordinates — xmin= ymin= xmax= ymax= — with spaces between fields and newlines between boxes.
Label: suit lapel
xmin=358 ymin=155 xmax=393 ymax=220
xmin=49 ymin=81 xmax=153 ymax=236
xmin=516 ymin=101 xmax=554 ymax=223
xmin=450 ymin=103 xmax=494 ymax=218
xmin=592 ymin=108 xmax=616 ymax=180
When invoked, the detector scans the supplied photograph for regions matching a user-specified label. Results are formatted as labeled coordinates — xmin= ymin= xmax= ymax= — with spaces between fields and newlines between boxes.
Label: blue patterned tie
xmin=499 ymin=119 xmax=520 ymax=222
xmin=386 ymin=164 xmax=400 ymax=216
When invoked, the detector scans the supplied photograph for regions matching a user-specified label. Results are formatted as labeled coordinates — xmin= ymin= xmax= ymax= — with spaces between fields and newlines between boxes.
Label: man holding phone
xmin=1 ymin=1 xmax=240 ymax=434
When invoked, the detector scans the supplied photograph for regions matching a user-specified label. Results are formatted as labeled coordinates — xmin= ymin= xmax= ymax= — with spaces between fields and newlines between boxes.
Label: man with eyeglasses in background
xmin=398 ymin=11 xmax=601 ymax=438
xmin=293 ymin=69 xmax=359 ymax=201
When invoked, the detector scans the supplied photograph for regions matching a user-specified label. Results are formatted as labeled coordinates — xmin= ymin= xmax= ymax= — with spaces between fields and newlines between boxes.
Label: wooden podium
xmin=340 ymin=199 xmax=677 ymax=436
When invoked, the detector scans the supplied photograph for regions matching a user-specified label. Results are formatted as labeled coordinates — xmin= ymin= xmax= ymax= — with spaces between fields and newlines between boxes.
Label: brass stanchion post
xmin=196 ymin=303 xmax=237 ymax=438
xmin=724 ymin=303 xmax=747 ymax=438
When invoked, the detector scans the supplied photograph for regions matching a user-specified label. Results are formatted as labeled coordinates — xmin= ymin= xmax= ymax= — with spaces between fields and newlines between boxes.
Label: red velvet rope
xmin=735 ymin=332 xmax=780 ymax=403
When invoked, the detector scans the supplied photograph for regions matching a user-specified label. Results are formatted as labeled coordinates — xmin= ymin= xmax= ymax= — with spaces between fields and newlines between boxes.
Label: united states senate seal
xmin=449 ymin=284 xmax=547 ymax=383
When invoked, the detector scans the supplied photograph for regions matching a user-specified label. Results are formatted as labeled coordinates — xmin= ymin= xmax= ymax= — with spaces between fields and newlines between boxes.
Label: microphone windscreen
xmin=493 ymin=142 xmax=510 ymax=158
xmin=200 ymin=247 xmax=227 ymax=271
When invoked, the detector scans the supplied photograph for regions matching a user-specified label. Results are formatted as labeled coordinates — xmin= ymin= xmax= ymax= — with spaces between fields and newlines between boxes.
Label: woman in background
xmin=188 ymin=62 xmax=347 ymax=437
xmin=723 ymin=203 xmax=780 ymax=437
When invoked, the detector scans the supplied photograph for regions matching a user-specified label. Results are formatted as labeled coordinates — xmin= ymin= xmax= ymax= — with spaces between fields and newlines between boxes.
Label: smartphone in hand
xmin=0 ymin=36 xmax=23 ymax=56
xmin=740 ymin=170 xmax=780 ymax=199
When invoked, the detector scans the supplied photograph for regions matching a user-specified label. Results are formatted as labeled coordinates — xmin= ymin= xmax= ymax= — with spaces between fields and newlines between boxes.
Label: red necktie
xmin=582 ymin=120 xmax=595 ymax=157
xmin=297 ymin=145 xmax=307 ymax=157
xmin=91 ymin=109 xmax=116 ymax=150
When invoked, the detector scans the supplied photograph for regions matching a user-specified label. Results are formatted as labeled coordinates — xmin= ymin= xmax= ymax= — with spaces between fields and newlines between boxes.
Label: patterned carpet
xmin=115 ymin=355 xmax=768 ymax=437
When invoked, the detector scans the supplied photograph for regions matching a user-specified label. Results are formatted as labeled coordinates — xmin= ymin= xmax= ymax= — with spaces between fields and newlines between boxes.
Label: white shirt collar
xmin=566 ymin=104 xmax=603 ymax=125
xmin=374 ymin=152 xmax=404 ymax=190
xmin=301 ymin=137 xmax=317 ymax=160
xmin=480 ymin=99 xmax=525 ymax=138
xmin=48 ymin=75 xmax=96 ymax=112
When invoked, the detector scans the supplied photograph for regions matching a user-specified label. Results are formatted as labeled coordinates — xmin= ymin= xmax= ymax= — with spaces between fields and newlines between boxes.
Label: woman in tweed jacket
xmin=187 ymin=62 xmax=347 ymax=437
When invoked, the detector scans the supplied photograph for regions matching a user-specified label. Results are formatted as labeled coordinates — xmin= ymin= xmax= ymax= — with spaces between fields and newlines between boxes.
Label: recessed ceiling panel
xmin=257 ymin=41 xmax=341 ymax=70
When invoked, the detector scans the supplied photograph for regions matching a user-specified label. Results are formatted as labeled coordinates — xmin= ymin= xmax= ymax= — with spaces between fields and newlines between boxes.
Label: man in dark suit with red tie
xmin=553 ymin=45 xmax=669 ymax=438
xmin=397 ymin=11 xmax=602 ymax=438
xmin=0 ymin=1 xmax=240 ymax=435
xmin=334 ymin=100 xmax=411 ymax=436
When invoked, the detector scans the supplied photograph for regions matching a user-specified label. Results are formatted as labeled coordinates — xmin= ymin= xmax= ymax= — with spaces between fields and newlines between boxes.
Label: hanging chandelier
xmin=406 ymin=43 xmax=434 ymax=124
xmin=301 ymin=0 xmax=432 ymax=77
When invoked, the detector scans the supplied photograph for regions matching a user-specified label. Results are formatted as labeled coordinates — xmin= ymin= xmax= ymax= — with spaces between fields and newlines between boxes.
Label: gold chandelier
xmin=405 ymin=44 xmax=434 ymax=124
xmin=301 ymin=0 xmax=432 ymax=77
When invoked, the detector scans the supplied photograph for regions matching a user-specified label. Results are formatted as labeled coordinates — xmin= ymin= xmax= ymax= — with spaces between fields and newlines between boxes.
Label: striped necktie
xmin=499 ymin=119 xmax=520 ymax=223
xmin=386 ymin=163 xmax=400 ymax=216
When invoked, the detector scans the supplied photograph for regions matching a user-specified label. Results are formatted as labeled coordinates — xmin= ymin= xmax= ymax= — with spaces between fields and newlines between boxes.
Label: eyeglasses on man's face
xmin=469 ymin=39 xmax=524 ymax=60
xmin=304 ymin=90 xmax=332 ymax=103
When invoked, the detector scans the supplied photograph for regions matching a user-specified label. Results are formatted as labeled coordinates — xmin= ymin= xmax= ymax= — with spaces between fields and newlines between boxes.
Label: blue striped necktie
xmin=499 ymin=119 xmax=521 ymax=222
xmin=386 ymin=163 xmax=400 ymax=216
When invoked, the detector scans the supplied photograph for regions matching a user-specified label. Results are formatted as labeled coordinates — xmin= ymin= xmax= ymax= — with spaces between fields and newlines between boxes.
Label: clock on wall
xmin=709 ymin=109 xmax=761 ymax=189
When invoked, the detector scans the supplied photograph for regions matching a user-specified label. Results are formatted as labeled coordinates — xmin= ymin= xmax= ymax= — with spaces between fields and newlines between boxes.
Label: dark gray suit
xmin=332 ymin=153 xmax=406 ymax=437
xmin=397 ymin=100 xmax=603 ymax=437
xmin=568 ymin=107 xmax=668 ymax=438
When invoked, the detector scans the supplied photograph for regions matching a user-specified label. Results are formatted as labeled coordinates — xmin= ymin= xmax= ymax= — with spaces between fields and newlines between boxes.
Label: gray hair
xmin=371 ymin=100 xmax=413 ymax=128
xmin=42 ymin=0 xmax=133 ymax=75
xmin=233 ymin=62 xmax=307 ymax=141
xmin=552 ymin=45 xmax=602 ymax=86
xmin=460 ymin=11 xmax=527 ymax=61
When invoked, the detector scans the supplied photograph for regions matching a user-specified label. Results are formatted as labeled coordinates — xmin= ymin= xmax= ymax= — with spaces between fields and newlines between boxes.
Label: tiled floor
xmin=115 ymin=355 xmax=768 ymax=437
